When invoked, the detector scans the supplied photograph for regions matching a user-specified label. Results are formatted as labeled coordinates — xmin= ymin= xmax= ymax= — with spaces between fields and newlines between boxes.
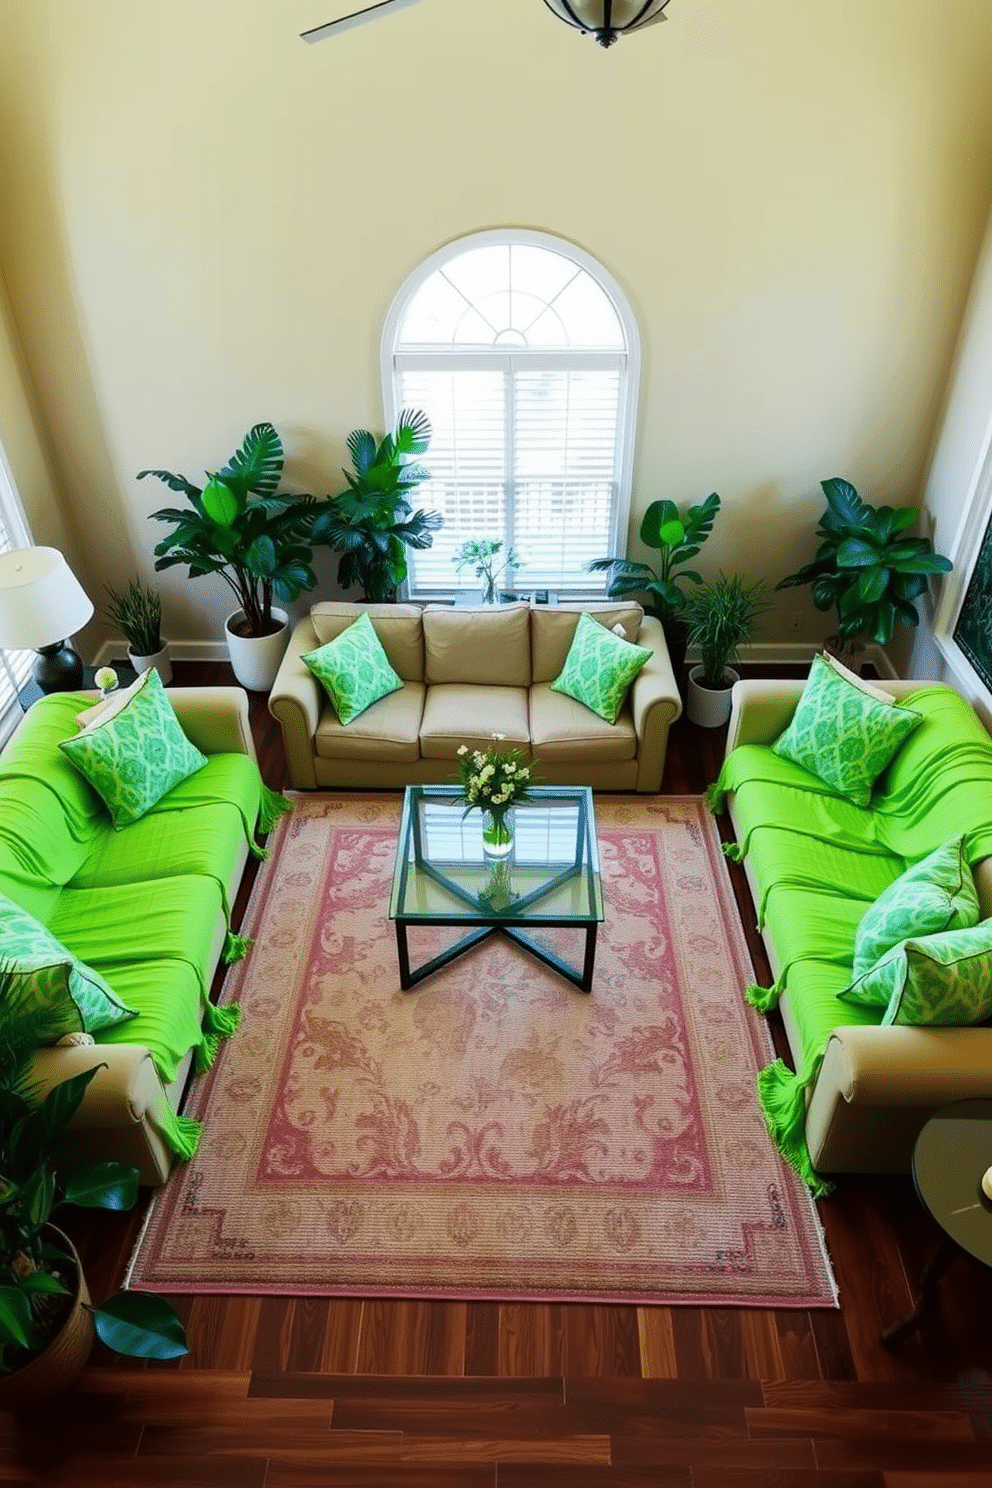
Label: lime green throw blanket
xmin=708 ymin=685 xmax=992 ymax=1196
xmin=0 ymin=693 xmax=292 ymax=1161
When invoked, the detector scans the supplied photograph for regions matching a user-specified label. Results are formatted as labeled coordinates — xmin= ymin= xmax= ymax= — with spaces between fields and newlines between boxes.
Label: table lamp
xmin=0 ymin=547 xmax=94 ymax=693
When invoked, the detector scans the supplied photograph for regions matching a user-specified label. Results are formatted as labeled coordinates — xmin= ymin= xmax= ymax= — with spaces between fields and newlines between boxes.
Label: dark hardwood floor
xmin=5 ymin=659 xmax=992 ymax=1486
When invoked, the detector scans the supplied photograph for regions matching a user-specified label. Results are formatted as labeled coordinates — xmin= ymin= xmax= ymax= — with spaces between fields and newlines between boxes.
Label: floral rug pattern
xmin=130 ymin=794 xmax=836 ymax=1307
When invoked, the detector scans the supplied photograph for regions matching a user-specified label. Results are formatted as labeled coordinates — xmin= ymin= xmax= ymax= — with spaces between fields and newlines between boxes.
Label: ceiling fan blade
xmin=301 ymin=0 xmax=429 ymax=43
xmin=631 ymin=3 xmax=670 ymax=32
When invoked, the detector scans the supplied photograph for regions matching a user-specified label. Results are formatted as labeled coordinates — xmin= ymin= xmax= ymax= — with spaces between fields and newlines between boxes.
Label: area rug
xmin=128 ymin=794 xmax=837 ymax=1308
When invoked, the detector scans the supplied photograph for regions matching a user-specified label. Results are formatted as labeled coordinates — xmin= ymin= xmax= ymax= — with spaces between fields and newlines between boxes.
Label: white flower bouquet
xmin=455 ymin=734 xmax=536 ymax=820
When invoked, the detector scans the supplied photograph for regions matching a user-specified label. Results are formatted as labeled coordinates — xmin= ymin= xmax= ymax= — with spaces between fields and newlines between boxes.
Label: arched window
xmin=382 ymin=229 xmax=640 ymax=600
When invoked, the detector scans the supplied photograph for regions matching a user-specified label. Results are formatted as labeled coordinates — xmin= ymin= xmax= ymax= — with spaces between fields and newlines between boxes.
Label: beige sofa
xmin=269 ymin=601 xmax=681 ymax=793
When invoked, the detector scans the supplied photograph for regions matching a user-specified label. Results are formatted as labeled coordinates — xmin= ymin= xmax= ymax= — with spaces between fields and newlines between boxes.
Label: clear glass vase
xmin=481 ymin=807 xmax=514 ymax=858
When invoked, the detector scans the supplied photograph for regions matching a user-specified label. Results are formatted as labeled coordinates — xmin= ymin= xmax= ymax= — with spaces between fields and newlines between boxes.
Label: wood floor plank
xmin=248 ymin=1371 xmax=564 ymax=1401
xmin=498 ymin=1304 xmax=566 ymax=1376
xmin=265 ymin=1469 xmax=495 ymax=1488
xmin=565 ymin=1375 xmax=763 ymax=1410
xmin=563 ymin=1304 xmax=641 ymax=1378
xmin=497 ymin=1468 xmax=690 ymax=1487
xmin=693 ymin=1472 xmax=884 ymax=1488
xmin=398 ymin=1434 xmax=612 ymax=1465
xmin=250 ymin=1296 xmax=296 ymax=1373
xmin=746 ymin=1405 xmax=975 ymax=1442
xmin=883 ymin=1475 xmax=992 ymax=1488
xmin=8 ymin=1456 xmax=269 ymax=1487
xmin=636 ymin=1306 xmax=677 ymax=1378
xmin=319 ymin=1299 xmax=366 ymax=1374
xmin=354 ymin=1299 xmax=465 ymax=1375
xmin=612 ymin=1430 xmax=817 ymax=1470
xmin=329 ymin=1398 xmax=610 ymax=1436
xmin=464 ymin=1302 xmax=500 ymax=1375
xmin=814 ymin=1438 xmax=992 ymax=1473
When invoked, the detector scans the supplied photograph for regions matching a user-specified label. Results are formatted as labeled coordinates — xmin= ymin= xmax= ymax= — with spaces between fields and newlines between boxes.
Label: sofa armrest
xmin=815 ymin=1024 xmax=992 ymax=1107
xmin=630 ymin=616 xmax=682 ymax=793
xmin=166 ymin=687 xmax=256 ymax=760
xmin=268 ymin=617 xmax=324 ymax=789
xmin=725 ymin=679 xmax=806 ymax=754
xmin=29 ymin=1042 xmax=164 ymax=1125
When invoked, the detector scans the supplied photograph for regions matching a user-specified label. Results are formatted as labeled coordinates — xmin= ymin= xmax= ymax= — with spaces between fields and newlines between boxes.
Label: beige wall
xmin=0 ymin=0 xmax=991 ymax=652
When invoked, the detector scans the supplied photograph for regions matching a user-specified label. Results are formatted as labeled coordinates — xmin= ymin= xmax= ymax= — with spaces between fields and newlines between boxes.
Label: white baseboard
xmin=93 ymin=639 xmax=230 ymax=666
xmin=687 ymin=640 xmax=897 ymax=678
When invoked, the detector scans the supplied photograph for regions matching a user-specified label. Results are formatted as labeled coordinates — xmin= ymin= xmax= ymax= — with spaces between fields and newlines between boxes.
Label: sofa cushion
xmin=550 ymin=610 xmax=651 ymax=724
xmin=303 ymin=611 xmax=405 ymax=724
xmin=423 ymin=603 xmax=531 ymax=687
xmin=419 ymin=684 xmax=530 ymax=760
xmin=311 ymin=602 xmax=424 ymax=682
xmin=73 ymin=800 xmax=250 ymax=907
xmin=0 ymin=889 xmax=136 ymax=1045
xmin=531 ymin=603 xmax=644 ymax=684
xmin=315 ymin=682 xmax=425 ymax=763
xmin=838 ymin=922 xmax=992 ymax=1027
xmin=530 ymin=682 xmax=637 ymax=763
xmin=59 ymin=669 xmax=208 ymax=828
xmin=771 ymin=654 xmax=921 ymax=808
xmin=852 ymin=837 xmax=979 ymax=979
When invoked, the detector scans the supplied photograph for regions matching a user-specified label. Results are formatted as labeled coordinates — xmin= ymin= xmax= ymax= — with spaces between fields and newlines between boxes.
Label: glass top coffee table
xmin=389 ymin=785 xmax=604 ymax=992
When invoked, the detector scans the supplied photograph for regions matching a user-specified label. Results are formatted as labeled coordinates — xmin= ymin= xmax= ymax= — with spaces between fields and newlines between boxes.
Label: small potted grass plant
xmin=104 ymin=576 xmax=171 ymax=684
xmin=683 ymin=572 xmax=768 ymax=727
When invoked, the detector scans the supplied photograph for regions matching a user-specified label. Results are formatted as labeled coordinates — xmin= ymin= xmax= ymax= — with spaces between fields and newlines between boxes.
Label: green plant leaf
xmin=244 ymin=535 xmax=277 ymax=577
xmin=137 ymin=469 xmax=203 ymax=500
xmin=856 ymin=566 xmax=888 ymax=604
xmin=37 ymin=1065 xmax=102 ymax=1147
xmin=18 ymin=1269 xmax=71 ymax=1297
xmin=63 ymin=1161 xmax=140 ymax=1211
xmin=201 ymin=477 xmax=242 ymax=527
xmin=88 ymin=1291 xmax=189 ymax=1360
xmin=0 ymin=1287 xmax=36 ymax=1350
xmin=821 ymin=476 xmax=871 ymax=526
xmin=836 ymin=537 xmax=882 ymax=568
xmin=392 ymin=408 xmax=432 ymax=456
xmin=346 ymin=429 xmax=378 ymax=478
xmin=639 ymin=500 xmax=680 ymax=550
xmin=220 ymin=422 xmax=283 ymax=497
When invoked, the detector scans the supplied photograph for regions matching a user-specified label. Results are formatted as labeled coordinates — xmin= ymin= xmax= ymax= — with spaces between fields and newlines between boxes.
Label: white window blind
xmin=0 ymin=447 xmax=35 ymax=735
xmin=383 ymin=232 xmax=640 ymax=601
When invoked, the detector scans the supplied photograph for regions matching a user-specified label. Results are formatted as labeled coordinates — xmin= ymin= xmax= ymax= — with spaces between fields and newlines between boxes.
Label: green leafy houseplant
xmin=683 ymin=572 xmax=769 ymax=689
xmin=588 ymin=492 xmax=722 ymax=621
xmin=776 ymin=476 xmax=953 ymax=647
xmin=103 ymin=577 xmax=163 ymax=657
xmin=453 ymin=538 xmax=522 ymax=604
xmin=0 ymin=992 xmax=188 ymax=1393
xmin=140 ymin=423 xmax=319 ymax=638
xmin=310 ymin=409 xmax=441 ymax=602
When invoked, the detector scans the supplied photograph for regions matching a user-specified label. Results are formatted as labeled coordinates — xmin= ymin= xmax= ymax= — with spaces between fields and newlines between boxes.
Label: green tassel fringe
xmin=722 ymin=841 xmax=743 ymax=862
xmin=745 ymin=979 xmax=782 ymax=1013
xmin=250 ymin=841 xmax=270 ymax=861
xmin=202 ymin=999 xmax=242 ymax=1037
xmin=756 ymin=1056 xmax=835 ymax=1198
xmin=223 ymin=931 xmax=253 ymax=964
xmin=155 ymin=1107 xmax=202 ymax=1161
xmin=259 ymin=785 xmax=293 ymax=833
xmin=705 ymin=779 xmax=727 ymax=814
xmin=195 ymin=1032 xmax=221 ymax=1075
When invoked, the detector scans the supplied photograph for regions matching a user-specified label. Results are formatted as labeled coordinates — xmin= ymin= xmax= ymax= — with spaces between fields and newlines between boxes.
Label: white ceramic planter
xmin=128 ymin=643 xmax=172 ymax=686
xmin=224 ymin=607 xmax=289 ymax=692
xmin=686 ymin=664 xmax=740 ymax=728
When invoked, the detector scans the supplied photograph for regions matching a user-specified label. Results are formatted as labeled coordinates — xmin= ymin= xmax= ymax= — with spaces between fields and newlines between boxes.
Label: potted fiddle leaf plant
xmin=776 ymin=476 xmax=953 ymax=659
xmin=588 ymin=491 xmax=722 ymax=682
xmin=682 ymin=572 xmax=769 ymax=727
xmin=103 ymin=576 xmax=172 ymax=685
xmin=310 ymin=409 xmax=442 ymax=602
xmin=0 ymin=987 xmax=188 ymax=1407
xmin=140 ymin=422 xmax=319 ymax=691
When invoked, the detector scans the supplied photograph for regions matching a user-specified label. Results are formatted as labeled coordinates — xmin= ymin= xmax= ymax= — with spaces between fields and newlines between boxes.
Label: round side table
xmin=882 ymin=1097 xmax=992 ymax=1347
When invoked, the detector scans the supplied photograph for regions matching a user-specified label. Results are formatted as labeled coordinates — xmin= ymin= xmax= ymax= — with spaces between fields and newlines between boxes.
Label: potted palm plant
xmin=588 ymin=492 xmax=721 ymax=682
xmin=0 ymin=989 xmax=188 ymax=1407
xmin=776 ymin=476 xmax=953 ymax=660
xmin=103 ymin=576 xmax=171 ymax=684
xmin=683 ymin=572 xmax=769 ymax=727
xmin=140 ymin=423 xmax=319 ymax=691
xmin=310 ymin=409 xmax=441 ymax=601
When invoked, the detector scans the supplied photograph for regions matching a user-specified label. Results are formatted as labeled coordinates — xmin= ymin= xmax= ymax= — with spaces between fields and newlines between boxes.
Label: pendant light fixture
xmin=542 ymin=0 xmax=672 ymax=48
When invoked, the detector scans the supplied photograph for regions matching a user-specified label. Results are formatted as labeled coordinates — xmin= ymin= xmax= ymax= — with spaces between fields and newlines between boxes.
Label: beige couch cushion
xmin=422 ymin=603 xmax=531 ymax=687
xmin=529 ymin=682 xmax=637 ymax=763
xmin=310 ymin=603 xmax=424 ymax=682
xmin=314 ymin=682 xmax=425 ymax=762
xmin=419 ymin=684 xmax=530 ymax=760
xmin=531 ymin=603 xmax=645 ymax=684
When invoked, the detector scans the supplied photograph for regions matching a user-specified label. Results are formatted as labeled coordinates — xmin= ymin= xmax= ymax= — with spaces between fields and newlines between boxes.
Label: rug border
xmin=128 ymin=792 xmax=839 ymax=1311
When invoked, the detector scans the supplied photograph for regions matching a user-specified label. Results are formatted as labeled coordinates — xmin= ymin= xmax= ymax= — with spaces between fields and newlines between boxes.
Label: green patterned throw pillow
xmin=771 ymin=652 xmax=921 ymax=807
xmin=838 ymin=921 xmax=992 ymax=1026
xmin=302 ymin=610 xmax=404 ymax=725
xmin=550 ymin=610 xmax=651 ymax=724
xmin=0 ymin=890 xmax=135 ymax=1044
xmin=59 ymin=667 xmax=207 ymax=828
xmin=852 ymin=837 xmax=979 ymax=978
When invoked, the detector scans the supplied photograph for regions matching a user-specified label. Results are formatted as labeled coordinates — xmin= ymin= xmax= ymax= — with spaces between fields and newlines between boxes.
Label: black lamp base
xmin=33 ymin=641 xmax=85 ymax=694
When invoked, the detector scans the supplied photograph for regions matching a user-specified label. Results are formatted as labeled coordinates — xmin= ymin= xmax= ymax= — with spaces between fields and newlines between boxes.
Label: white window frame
xmin=381 ymin=228 xmax=641 ymax=601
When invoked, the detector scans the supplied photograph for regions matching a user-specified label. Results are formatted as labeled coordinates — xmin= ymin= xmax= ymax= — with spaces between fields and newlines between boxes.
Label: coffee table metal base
xmin=395 ymin=918 xmax=597 ymax=993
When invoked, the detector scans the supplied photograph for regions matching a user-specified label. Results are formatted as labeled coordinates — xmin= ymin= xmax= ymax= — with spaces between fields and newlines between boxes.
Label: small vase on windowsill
xmin=482 ymin=808 xmax=514 ymax=859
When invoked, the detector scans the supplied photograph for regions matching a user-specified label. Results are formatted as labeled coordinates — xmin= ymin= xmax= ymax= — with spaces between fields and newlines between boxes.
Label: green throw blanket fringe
xmin=259 ymin=785 xmax=293 ymax=833
xmin=194 ymin=1000 xmax=242 ymax=1076
xmin=746 ymin=979 xmax=782 ymax=1013
xmin=223 ymin=930 xmax=253 ymax=964
xmin=757 ymin=1054 xmax=835 ymax=1198
xmin=154 ymin=1106 xmax=203 ymax=1161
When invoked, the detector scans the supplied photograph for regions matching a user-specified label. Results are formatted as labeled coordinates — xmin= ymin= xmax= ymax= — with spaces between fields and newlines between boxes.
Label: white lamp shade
xmin=0 ymin=547 xmax=94 ymax=651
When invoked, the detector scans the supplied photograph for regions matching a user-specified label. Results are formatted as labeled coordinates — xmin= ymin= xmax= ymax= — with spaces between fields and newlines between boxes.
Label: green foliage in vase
xmin=453 ymin=537 xmax=522 ymax=604
xmin=683 ymin=572 xmax=769 ymax=688
xmin=588 ymin=492 xmax=721 ymax=621
xmin=455 ymin=734 xmax=537 ymax=821
xmin=310 ymin=409 xmax=441 ymax=602
xmin=141 ymin=422 xmax=319 ymax=637
xmin=103 ymin=577 xmax=163 ymax=656
xmin=776 ymin=476 xmax=952 ymax=646
xmin=0 ymin=973 xmax=188 ymax=1374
